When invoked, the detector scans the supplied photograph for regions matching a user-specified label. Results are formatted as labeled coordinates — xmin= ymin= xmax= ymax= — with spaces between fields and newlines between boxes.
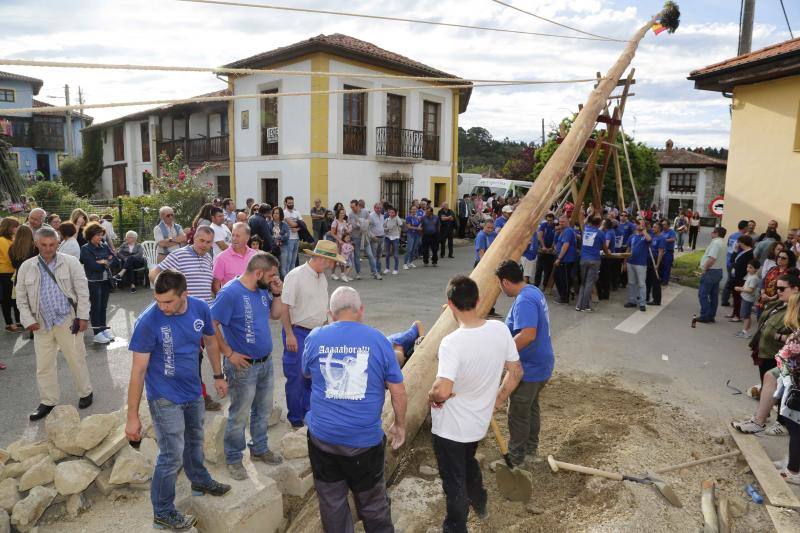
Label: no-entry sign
xmin=709 ymin=196 xmax=724 ymax=217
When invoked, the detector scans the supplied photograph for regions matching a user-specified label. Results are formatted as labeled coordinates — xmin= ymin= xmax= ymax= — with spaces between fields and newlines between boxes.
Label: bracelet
xmin=213 ymin=373 xmax=225 ymax=380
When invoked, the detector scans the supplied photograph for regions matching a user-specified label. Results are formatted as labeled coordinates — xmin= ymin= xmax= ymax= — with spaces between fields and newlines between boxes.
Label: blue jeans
xmin=676 ymin=231 xmax=685 ymax=251
xmin=149 ymin=396 xmax=213 ymax=518
xmin=385 ymin=238 xmax=399 ymax=271
xmin=351 ymin=234 xmax=363 ymax=275
xmin=282 ymin=326 xmax=311 ymax=425
xmin=88 ymin=280 xmax=110 ymax=334
xmin=281 ymin=239 xmax=300 ymax=277
xmin=364 ymin=235 xmax=378 ymax=274
xmin=223 ymin=357 xmax=275 ymax=464
xmin=698 ymin=269 xmax=723 ymax=320
xmin=368 ymin=236 xmax=383 ymax=272
xmin=405 ymin=232 xmax=420 ymax=265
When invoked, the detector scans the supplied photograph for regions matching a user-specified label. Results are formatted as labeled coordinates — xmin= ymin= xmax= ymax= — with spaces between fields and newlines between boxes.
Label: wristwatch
xmin=213 ymin=373 xmax=225 ymax=380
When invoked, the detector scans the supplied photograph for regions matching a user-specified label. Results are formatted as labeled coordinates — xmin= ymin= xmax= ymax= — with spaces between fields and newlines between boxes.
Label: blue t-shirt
xmin=129 ymin=296 xmax=215 ymax=404
xmin=405 ymin=214 xmax=421 ymax=233
xmin=474 ymin=230 xmax=496 ymax=262
xmin=620 ymin=220 xmax=636 ymax=245
xmin=386 ymin=322 xmax=419 ymax=356
xmin=210 ymin=279 xmax=273 ymax=359
xmin=628 ymin=234 xmax=649 ymax=266
xmin=580 ymin=225 xmax=604 ymax=261
xmin=662 ymin=229 xmax=677 ymax=257
xmin=505 ymin=285 xmax=554 ymax=382
xmin=538 ymin=222 xmax=556 ymax=248
xmin=494 ymin=216 xmax=509 ymax=233
xmin=727 ymin=231 xmax=741 ymax=265
xmin=650 ymin=233 xmax=666 ymax=258
xmin=302 ymin=321 xmax=403 ymax=448
xmin=522 ymin=233 xmax=539 ymax=260
xmin=614 ymin=227 xmax=627 ymax=252
xmin=605 ymin=229 xmax=616 ymax=253
xmin=556 ymin=227 xmax=577 ymax=263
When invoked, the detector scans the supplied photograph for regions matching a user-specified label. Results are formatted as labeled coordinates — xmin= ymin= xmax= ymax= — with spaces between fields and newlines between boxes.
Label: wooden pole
xmin=613 ymin=150 xmax=626 ymax=211
xmin=287 ymin=15 xmax=659 ymax=532
xmin=571 ymin=132 xmax=606 ymax=227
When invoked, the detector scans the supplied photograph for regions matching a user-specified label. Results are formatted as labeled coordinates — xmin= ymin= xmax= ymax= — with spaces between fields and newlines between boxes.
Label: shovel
xmin=489 ymin=416 xmax=533 ymax=502
xmin=547 ymin=455 xmax=682 ymax=508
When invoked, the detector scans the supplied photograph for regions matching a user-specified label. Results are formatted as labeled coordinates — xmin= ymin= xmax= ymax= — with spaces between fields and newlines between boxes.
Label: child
xmin=248 ymin=235 xmax=264 ymax=251
xmin=339 ymin=232 xmax=355 ymax=283
xmin=735 ymin=258 xmax=761 ymax=338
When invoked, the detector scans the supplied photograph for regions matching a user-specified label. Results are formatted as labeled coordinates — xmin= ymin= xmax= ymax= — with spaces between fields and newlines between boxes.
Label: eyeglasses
xmin=777 ymin=286 xmax=789 ymax=292
xmin=165 ymin=214 xmax=174 ymax=218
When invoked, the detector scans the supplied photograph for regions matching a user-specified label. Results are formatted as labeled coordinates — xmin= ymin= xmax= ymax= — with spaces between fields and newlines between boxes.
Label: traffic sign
xmin=709 ymin=196 xmax=724 ymax=217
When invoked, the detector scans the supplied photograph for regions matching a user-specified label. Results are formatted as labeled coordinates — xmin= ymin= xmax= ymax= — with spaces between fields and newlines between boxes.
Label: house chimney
xmin=665 ymin=139 xmax=674 ymax=152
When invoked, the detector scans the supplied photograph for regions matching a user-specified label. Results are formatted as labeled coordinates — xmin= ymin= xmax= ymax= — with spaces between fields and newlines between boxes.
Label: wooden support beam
xmin=594 ymin=78 xmax=636 ymax=89
xmin=608 ymin=93 xmax=636 ymax=99
xmin=613 ymin=149 xmax=626 ymax=212
xmin=596 ymin=114 xmax=622 ymax=126
xmin=571 ymin=131 xmax=605 ymax=226
xmin=765 ymin=505 xmax=800 ymax=533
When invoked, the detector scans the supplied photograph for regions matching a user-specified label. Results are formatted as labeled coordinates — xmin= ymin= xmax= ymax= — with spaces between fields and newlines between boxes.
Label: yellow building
xmin=689 ymin=37 xmax=800 ymax=233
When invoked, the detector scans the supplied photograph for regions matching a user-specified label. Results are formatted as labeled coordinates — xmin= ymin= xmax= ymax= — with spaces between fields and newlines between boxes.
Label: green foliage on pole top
xmin=659 ymin=1 xmax=681 ymax=33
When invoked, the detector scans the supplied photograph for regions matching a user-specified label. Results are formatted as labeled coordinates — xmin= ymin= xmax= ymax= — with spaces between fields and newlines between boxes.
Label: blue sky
xmin=0 ymin=0 xmax=796 ymax=149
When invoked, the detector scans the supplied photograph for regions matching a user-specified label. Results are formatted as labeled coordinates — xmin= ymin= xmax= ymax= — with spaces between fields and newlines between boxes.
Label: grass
xmin=672 ymin=249 xmax=705 ymax=288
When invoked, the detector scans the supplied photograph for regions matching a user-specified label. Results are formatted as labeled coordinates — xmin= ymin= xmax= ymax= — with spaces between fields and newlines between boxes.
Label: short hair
xmin=125 ymin=230 xmax=138 ymax=240
xmin=714 ymin=226 xmax=727 ymax=238
xmin=778 ymin=269 xmax=800 ymax=289
xmin=58 ymin=221 xmax=76 ymax=239
xmin=748 ymin=258 xmax=761 ymax=269
xmin=158 ymin=206 xmax=174 ymax=217
xmin=258 ymin=204 xmax=271 ymax=215
xmin=210 ymin=206 xmax=223 ymax=217
xmin=738 ymin=220 xmax=749 ymax=230
xmin=29 ymin=208 xmax=45 ymax=217
xmin=246 ymin=251 xmax=279 ymax=272
xmin=222 ymin=198 xmax=233 ymax=208
xmin=232 ymin=221 xmax=251 ymax=235
xmin=154 ymin=269 xmax=187 ymax=295
xmin=195 ymin=225 xmax=214 ymax=238
xmin=495 ymin=260 xmax=524 ymax=284
xmin=83 ymin=221 xmax=105 ymax=242
xmin=35 ymin=227 xmax=58 ymax=241
xmin=0 ymin=217 xmax=20 ymax=239
xmin=737 ymin=234 xmax=754 ymax=248
xmin=546 ymin=213 xmax=555 ymax=219
xmin=446 ymin=275 xmax=479 ymax=311
xmin=284 ymin=195 xmax=294 ymax=203
xmin=102 ymin=213 xmax=113 ymax=221
xmin=590 ymin=216 xmax=601 ymax=227
xmin=329 ymin=286 xmax=362 ymax=316
xmin=246 ymin=197 xmax=255 ymax=205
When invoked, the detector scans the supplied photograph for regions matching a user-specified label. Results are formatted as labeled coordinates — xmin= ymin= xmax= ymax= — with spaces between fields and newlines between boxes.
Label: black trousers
xmin=0 ymin=273 xmax=20 ymax=326
xmin=458 ymin=217 xmax=468 ymax=238
xmin=608 ymin=257 xmax=622 ymax=290
xmin=121 ymin=256 xmax=146 ymax=287
xmin=534 ymin=252 xmax=555 ymax=288
xmin=439 ymin=227 xmax=454 ymax=257
xmin=645 ymin=258 xmax=661 ymax=305
xmin=433 ymin=434 xmax=487 ymax=533
xmin=422 ymin=234 xmax=439 ymax=265
xmin=597 ymin=258 xmax=613 ymax=300
xmin=689 ymin=226 xmax=699 ymax=250
xmin=786 ymin=418 xmax=800 ymax=473
xmin=554 ymin=261 xmax=574 ymax=303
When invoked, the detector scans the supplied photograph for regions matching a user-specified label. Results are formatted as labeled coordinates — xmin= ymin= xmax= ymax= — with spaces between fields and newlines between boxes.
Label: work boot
xmin=204 ymin=396 xmax=221 ymax=411
xmin=78 ymin=392 xmax=93 ymax=409
xmin=252 ymin=450 xmax=283 ymax=465
xmin=153 ymin=510 xmax=197 ymax=531
xmin=190 ymin=479 xmax=231 ymax=497
xmin=227 ymin=463 xmax=247 ymax=481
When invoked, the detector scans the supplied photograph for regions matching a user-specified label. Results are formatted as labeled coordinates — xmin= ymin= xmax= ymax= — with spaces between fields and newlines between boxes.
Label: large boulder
xmin=45 ymin=405 xmax=86 ymax=456
xmin=0 ymin=509 xmax=8 ymax=533
xmin=54 ymin=459 xmax=99 ymax=496
xmin=8 ymin=440 xmax=49 ymax=463
xmin=203 ymin=414 xmax=226 ymax=465
xmin=109 ymin=446 xmax=152 ymax=485
xmin=389 ymin=477 xmax=444 ymax=533
xmin=0 ymin=479 xmax=20 ymax=513
xmin=47 ymin=442 xmax=68 ymax=462
xmin=18 ymin=457 xmax=56 ymax=492
xmin=139 ymin=438 xmax=159 ymax=464
xmin=279 ymin=430 xmax=308 ymax=460
xmin=75 ymin=413 xmax=118 ymax=451
xmin=10 ymin=485 xmax=56 ymax=532
xmin=0 ymin=454 xmax=47 ymax=481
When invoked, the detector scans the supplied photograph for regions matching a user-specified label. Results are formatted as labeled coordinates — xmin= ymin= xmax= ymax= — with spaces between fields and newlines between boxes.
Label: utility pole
xmin=738 ymin=0 xmax=756 ymax=55
xmin=541 ymin=118 xmax=545 ymax=146
xmin=64 ymin=84 xmax=74 ymax=157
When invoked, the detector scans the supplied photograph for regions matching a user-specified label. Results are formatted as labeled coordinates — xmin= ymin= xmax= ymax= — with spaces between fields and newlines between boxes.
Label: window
xmin=142 ymin=171 xmax=151 ymax=194
xmin=668 ymin=172 xmax=697 ymax=193
xmin=422 ymin=101 xmax=440 ymax=160
xmin=140 ymin=122 xmax=150 ymax=162
xmin=216 ymin=175 xmax=231 ymax=198
xmin=386 ymin=94 xmax=404 ymax=129
xmin=343 ymin=85 xmax=366 ymax=155
xmin=0 ymin=89 xmax=14 ymax=102
xmin=433 ymin=182 xmax=447 ymax=207
xmin=380 ymin=172 xmax=412 ymax=217
xmin=113 ymin=125 xmax=124 ymax=161
xmin=261 ymin=89 xmax=278 ymax=155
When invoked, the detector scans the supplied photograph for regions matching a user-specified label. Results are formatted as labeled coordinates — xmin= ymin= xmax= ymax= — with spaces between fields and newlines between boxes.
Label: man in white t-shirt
xmin=428 ymin=275 xmax=522 ymax=531
xmin=210 ymin=206 xmax=232 ymax=258
xmin=282 ymin=196 xmax=303 ymax=276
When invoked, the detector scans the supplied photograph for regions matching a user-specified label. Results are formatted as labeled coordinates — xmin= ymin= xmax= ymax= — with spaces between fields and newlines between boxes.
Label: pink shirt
xmin=212 ymin=246 xmax=257 ymax=288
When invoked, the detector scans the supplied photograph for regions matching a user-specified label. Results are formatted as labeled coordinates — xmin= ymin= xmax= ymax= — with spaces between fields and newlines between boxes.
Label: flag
xmin=652 ymin=22 xmax=667 ymax=35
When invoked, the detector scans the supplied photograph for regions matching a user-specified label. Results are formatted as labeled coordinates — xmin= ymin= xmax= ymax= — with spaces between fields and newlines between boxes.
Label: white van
xmin=457 ymin=173 xmax=483 ymax=200
xmin=471 ymin=178 xmax=531 ymax=200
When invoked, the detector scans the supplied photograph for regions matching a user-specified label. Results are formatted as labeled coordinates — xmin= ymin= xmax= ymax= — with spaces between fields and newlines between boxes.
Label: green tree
xmin=59 ymin=130 xmax=103 ymax=197
xmin=0 ymin=138 xmax=24 ymax=202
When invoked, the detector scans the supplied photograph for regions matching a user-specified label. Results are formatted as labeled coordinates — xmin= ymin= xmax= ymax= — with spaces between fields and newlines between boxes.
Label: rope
xmin=176 ymin=0 xmax=628 ymax=43
xmin=2 ymin=80 xmax=596 ymax=115
xmin=0 ymin=58 xmax=598 ymax=86
xmin=489 ymin=0 xmax=622 ymax=42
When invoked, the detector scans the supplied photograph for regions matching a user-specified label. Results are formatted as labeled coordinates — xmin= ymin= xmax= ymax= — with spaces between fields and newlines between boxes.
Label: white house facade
xmin=653 ymin=140 xmax=727 ymax=218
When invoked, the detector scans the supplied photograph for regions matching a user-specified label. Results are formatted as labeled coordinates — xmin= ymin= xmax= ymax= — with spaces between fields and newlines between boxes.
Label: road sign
xmin=709 ymin=196 xmax=724 ymax=217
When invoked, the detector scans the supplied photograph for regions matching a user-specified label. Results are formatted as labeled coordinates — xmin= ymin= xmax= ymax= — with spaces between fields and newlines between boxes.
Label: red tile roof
xmin=690 ymin=36 xmax=800 ymax=77
xmin=655 ymin=148 xmax=727 ymax=168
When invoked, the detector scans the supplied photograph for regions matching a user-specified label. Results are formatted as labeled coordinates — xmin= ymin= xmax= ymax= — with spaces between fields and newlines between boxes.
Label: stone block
xmin=10 ymin=485 xmax=56 ymax=532
xmin=418 ymin=464 xmax=438 ymax=477
xmin=279 ymin=431 xmax=308 ymax=460
xmin=8 ymin=440 xmax=49 ymax=463
xmin=75 ymin=413 xmax=118 ymax=451
xmin=177 ymin=475 xmax=283 ymax=533
xmin=44 ymin=405 xmax=86 ymax=456
xmin=0 ymin=509 xmax=8 ymax=533
xmin=268 ymin=458 xmax=314 ymax=497
xmin=389 ymin=477 xmax=444 ymax=533
xmin=268 ymin=405 xmax=282 ymax=427
xmin=18 ymin=457 xmax=56 ymax=492
xmin=66 ymin=492 xmax=91 ymax=518
xmin=47 ymin=443 xmax=68 ymax=463
xmin=0 ymin=454 xmax=47 ymax=481
xmin=139 ymin=438 xmax=159 ymax=464
xmin=91 ymin=468 xmax=114 ymax=496
xmin=203 ymin=414 xmax=226 ymax=465
xmin=109 ymin=446 xmax=152 ymax=485
xmin=54 ymin=459 xmax=99 ymax=496
xmin=0 ymin=479 xmax=20 ymax=513
xmin=85 ymin=424 xmax=127 ymax=466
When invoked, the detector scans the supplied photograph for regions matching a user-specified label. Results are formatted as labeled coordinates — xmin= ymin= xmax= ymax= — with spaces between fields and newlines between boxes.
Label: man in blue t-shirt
xmin=521 ymin=231 xmax=539 ymax=284
xmin=646 ymin=222 xmax=666 ymax=306
xmin=474 ymin=220 xmax=496 ymax=265
xmin=496 ymin=260 xmax=554 ymax=467
xmin=302 ymin=286 xmax=406 ymax=532
xmin=660 ymin=219 xmax=677 ymax=286
xmin=576 ymin=216 xmax=607 ymax=312
xmin=211 ymin=252 xmax=285 ymax=480
xmin=554 ymin=215 xmax=577 ymax=304
xmin=624 ymin=219 xmax=652 ymax=311
xmin=125 ymin=270 xmax=230 ymax=531
xmin=534 ymin=213 xmax=557 ymax=287
xmin=494 ymin=205 xmax=512 ymax=232
xmin=387 ymin=320 xmax=424 ymax=367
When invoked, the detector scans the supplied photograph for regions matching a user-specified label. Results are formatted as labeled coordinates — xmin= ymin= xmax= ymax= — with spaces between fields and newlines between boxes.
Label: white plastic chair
xmin=141 ymin=241 xmax=158 ymax=270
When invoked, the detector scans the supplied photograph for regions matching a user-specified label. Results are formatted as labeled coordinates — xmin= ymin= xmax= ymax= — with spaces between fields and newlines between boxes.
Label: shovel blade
xmin=495 ymin=462 xmax=533 ymax=502
xmin=645 ymin=471 xmax=682 ymax=508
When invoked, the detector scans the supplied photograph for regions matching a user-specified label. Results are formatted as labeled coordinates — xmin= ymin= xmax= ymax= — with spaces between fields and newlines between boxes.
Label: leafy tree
xmin=60 ymin=130 xmax=104 ymax=197
xmin=500 ymin=145 xmax=536 ymax=181
xmin=0 ymin=138 xmax=24 ymax=202
xmin=458 ymin=126 xmax=530 ymax=174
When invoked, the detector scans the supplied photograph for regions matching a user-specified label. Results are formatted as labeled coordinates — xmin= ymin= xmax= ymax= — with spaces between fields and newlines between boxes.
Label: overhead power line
xmin=779 ymin=0 xmax=794 ymax=38
xmin=175 ymin=0 xmax=627 ymax=42
xmin=489 ymin=0 xmax=622 ymax=42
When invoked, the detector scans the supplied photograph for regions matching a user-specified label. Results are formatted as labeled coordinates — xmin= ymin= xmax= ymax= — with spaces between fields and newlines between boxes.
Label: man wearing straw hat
xmin=280 ymin=239 xmax=345 ymax=428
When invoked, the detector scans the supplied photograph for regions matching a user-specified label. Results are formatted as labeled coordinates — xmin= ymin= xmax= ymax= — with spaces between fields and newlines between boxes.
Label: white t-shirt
xmin=211 ymin=222 xmax=232 ymax=257
xmin=284 ymin=208 xmax=303 ymax=240
xmin=431 ymin=320 xmax=519 ymax=443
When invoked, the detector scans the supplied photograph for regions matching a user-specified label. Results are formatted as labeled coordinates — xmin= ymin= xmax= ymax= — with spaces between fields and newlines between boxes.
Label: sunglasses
xmin=165 ymin=214 xmax=174 ymax=218
xmin=777 ymin=286 xmax=789 ymax=292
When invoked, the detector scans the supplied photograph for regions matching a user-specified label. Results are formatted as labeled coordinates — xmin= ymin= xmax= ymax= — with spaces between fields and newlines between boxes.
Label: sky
xmin=1 ymin=0 xmax=796 ymax=149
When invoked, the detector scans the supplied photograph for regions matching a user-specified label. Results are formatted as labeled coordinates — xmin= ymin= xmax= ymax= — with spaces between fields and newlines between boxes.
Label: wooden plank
xmin=727 ymin=427 xmax=800 ymax=509
xmin=766 ymin=505 xmax=800 ymax=533
xmin=596 ymin=114 xmax=622 ymax=126
xmin=594 ymin=78 xmax=636 ymax=89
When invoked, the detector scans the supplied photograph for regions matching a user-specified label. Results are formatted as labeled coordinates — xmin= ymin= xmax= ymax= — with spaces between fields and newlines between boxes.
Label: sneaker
xmin=129 ymin=286 xmax=137 ymax=293
xmin=383 ymin=269 xmax=390 ymax=274
xmin=204 ymin=396 xmax=222 ymax=411
xmin=403 ymin=264 xmax=409 ymax=270
xmin=639 ymin=306 xmax=646 ymax=312
xmin=731 ymin=417 xmax=765 ymax=434
xmin=409 ymin=263 xmax=417 ymax=269
xmin=375 ymin=273 xmax=383 ymax=280
xmin=575 ymin=307 xmax=583 ymax=312
xmin=252 ymin=450 xmax=284 ymax=465
xmin=583 ymin=308 xmax=594 ymax=313
xmin=779 ymin=468 xmax=800 ymax=485
xmin=773 ymin=457 xmax=789 ymax=470
xmin=102 ymin=329 xmax=115 ymax=341
xmin=78 ymin=392 xmax=93 ymax=409
xmin=227 ymin=462 xmax=247 ymax=481
xmin=153 ymin=510 xmax=197 ymax=531
xmin=190 ymin=479 xmax=232 ymax=497
xmin=355 ymin=274 xmax=362 ymax=280
xmin=392 ymin=270 xmax=398 ymax=275
xmin=93 ymin=332 xmax=111 ymax=344
xmin=735 ymin=330 xmax=747 ymax=338
xmin=331 ymin=274 xmax=339 ymax=280
xmin=764 ymin=422 xmax=788 ymax=436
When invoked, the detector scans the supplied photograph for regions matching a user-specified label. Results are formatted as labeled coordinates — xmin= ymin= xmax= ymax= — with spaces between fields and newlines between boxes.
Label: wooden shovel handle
xmin=490 ymin=416 xmax=508 ymax=455
xmin=653 ymin=451 xmax=741 ymax=475
xmin=547 ymin=455 xmax=624 ymax=481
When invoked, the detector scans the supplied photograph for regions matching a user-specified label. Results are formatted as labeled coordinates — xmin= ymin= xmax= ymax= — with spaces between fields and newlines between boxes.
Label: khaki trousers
xmin=34 ymin=323 xmax=92 ymax=406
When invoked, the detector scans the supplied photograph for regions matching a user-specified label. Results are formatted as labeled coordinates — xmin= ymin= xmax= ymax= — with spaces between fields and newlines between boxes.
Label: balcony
xmin=343 ymin=124 xmax=366 ymax=155
xmin=32 ymin=120 xmax=65 ymax=151
xmin=423 ymin=134 xmax=440 ymax=161
xmin=157 ymin=134 xmax=229 ymax=162
xmin=376 ymin=126 xmax=423 ymax=159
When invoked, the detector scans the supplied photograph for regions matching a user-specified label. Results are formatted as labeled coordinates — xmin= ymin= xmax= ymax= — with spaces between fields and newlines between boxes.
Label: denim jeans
xmin=627 ymin=263 xmax=647 ymax=305
xmin=281 ymin=239 xmax=300 ymax=277
xmin=385 ymin=238 xmax=399 ymax=271
xmin=698 ymin=268 xmax=723 ymax=320
xmin=282 ymin=326 xmax=311 ymax=425
xmin=350 ymin=233 xmax=363 ymax=275
xmin=676 ymin=231 xmax=685 ymax=251
xmin=223 ymin=357 xmax=275 ymax=464
xmin=364 ymin=235 xmax=379 ymax=274
xmin=88 ymin=280 xmax=110 ymax=334
xmin=149 ymin=396 xmax=213 ymax=518
xmin=577 ymin=260 xmax=600 ymax=310
xmin=405 ymin=232 xmax=420 ymax=265
xmin=368 ymin=236 xmax=383 ymax=273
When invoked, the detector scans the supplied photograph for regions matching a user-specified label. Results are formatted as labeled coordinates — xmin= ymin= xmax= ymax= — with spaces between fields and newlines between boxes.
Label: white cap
xmin=502 ymin=205 xmax=514 ymax=214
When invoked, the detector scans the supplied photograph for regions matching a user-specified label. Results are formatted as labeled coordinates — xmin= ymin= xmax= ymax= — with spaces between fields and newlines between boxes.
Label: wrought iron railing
xmin=423 ymin=134 xmax=439 ymax=160
xmin=343 ymin=124 xmax=366 ymax=155
xmin=376 ymin=126 xmax=423 ymax=159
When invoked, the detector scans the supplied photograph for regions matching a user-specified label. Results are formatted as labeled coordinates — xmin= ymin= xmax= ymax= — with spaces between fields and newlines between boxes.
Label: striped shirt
xmin=38 ymin=256 xmax=73 ymax=330
xmin=156 ymin=246 xmax=214 ymax=303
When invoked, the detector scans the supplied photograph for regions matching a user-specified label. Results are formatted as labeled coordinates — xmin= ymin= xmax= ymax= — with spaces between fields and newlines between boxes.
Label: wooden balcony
xmin=156 ymin=134 xmax=229 ymax=162
xmin=343 ymin=124 xmax=366 ymax=155
xmin=376 ymin=126 xmax=423 ymax=159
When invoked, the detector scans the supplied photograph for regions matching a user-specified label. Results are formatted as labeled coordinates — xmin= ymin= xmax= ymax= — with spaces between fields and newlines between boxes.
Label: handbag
xmin=786 ymin=375 xmax=800 ymax=411
xmin=38 ymin=257 xmax=81 ymax=334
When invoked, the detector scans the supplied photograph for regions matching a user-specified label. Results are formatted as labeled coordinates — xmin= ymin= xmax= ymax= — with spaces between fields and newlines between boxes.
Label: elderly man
xmin=438 ymin=202 xmax=456 ymax=259
xmin=150 ymin=225 xmax=221 ymax=411
xmin=367 ymin=202 xmax=385 ymax=278
xmin=16 ymin=228 xmax=93 ymax=420
xmin=212 ymin=222 xmax=257 ymax=294
xmin=302 ymin=286 xmax=406 ymax=532
xmin=154 ymin=206 xmax=186 ymax=263
xmin=25 ymin=208 xmax=49 ymax=232
xmin=281 ymin=240 xmax=345 ymax=428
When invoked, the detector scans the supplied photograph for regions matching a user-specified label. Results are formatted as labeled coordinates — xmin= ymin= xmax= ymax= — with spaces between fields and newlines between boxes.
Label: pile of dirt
xmin=391 ymin=372 xmax=770 ymax=532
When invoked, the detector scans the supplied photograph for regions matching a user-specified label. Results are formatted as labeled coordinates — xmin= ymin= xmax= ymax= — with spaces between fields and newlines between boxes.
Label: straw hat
xmin=302 ymin=239 xmax=347 ymax=264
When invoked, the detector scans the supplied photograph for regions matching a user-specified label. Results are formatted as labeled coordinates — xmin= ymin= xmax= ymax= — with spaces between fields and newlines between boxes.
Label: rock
xmin=474 ymin=453 xmax=485 ymax=468
xmin=10 ymin=485 xmax=56 ymax=532
xmin=54 ymin=460 xmax=99 ymax=496
xmin=489 ymin=459 xmax=503 ymax=473
xmin=8 ymin=440 xmax=49 ymax=463
xmin=0 ymin=450 xmax=8 ymax=465
xmin=268 ymin=405 xmax=282 ymax=427
xmin=389 ymin=477 xmax=444 ymax=533
xmin=0 ymin=454 xmax=47 ymax=481
xmin=0 ymin=509 xmax=8 ymax=533
xmin=85 ymin=424 xmax=127 ymax=466
xmin=91 ymin=468 xmax=114 ymax=497
xmin=18 ymin=457 xmax=56 ymax=492
xmin=75 ymin=414 xmax=118 ymax=451
xmin=0 ymin=479 xmax=20 ymax=513
xmin=37 ymin=500 xmax=65 ymax=523
xmin=203 ymin=414 xmax=226 ymax=465
xmin=65 ymin=492 xmax=91 ymax=518
xmin=139 ymin=438 xmax=159 ymax=464
xmin=47 ymin=443 xmax=68 ymax=463
xmin=526 ymin=503 xmax=544 ymax=514
xmin=269 ymin=458 xmax=314 ymax=497
xmin=44 ymin=406 xmax=86 ymax=456
xmin=109 ymin=446 xmax=152 ymax=485
xmin=279 ymin=431 xmax=308 ymax=459
xmin=419 ymin=465 xmax=438 ymax=476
